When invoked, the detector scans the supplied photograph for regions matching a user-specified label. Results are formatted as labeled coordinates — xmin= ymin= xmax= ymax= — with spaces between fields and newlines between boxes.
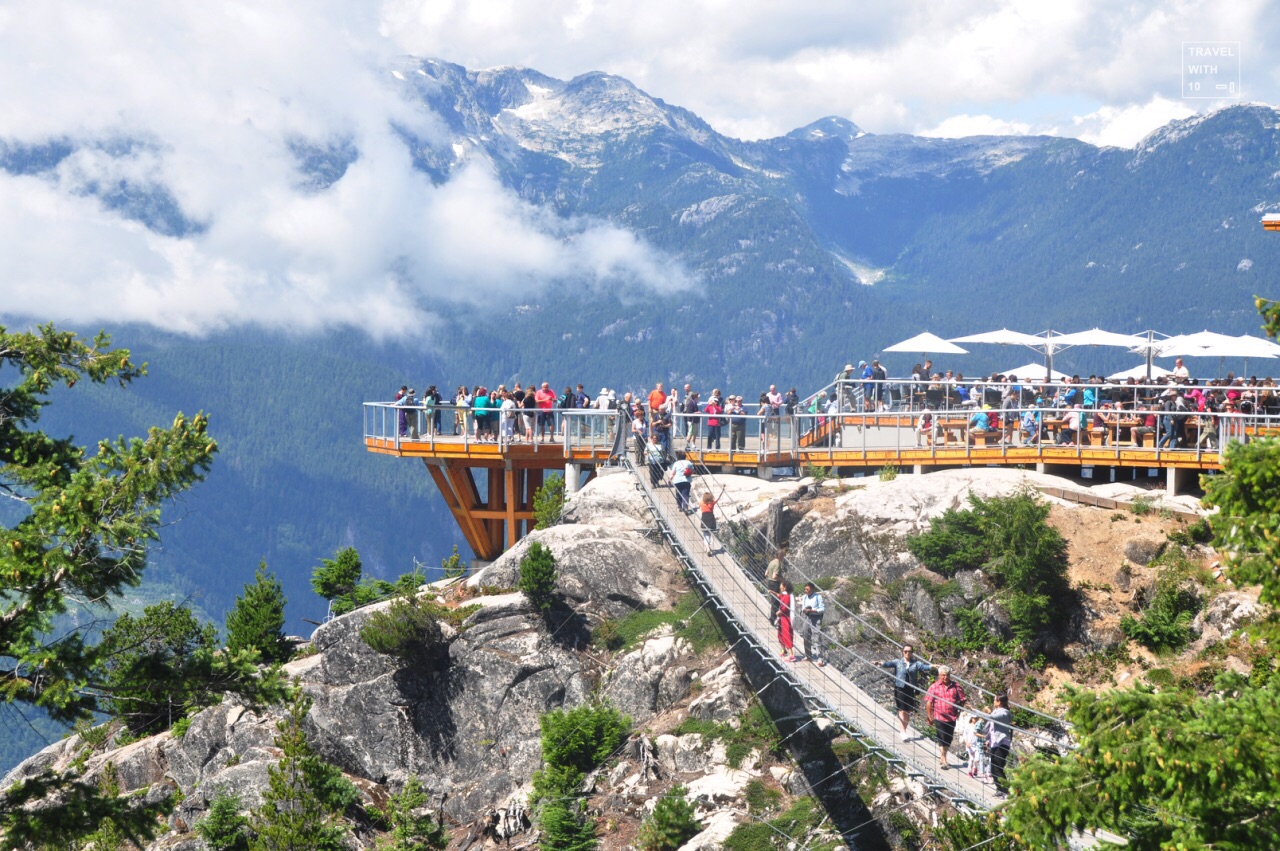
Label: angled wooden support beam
xmin=425 ymin=459 xmax=495 ymax=561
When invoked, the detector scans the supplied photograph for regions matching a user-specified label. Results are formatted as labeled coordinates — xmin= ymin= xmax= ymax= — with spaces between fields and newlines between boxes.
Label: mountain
xmin=3 ymin=59 xmax=1280 ymax=770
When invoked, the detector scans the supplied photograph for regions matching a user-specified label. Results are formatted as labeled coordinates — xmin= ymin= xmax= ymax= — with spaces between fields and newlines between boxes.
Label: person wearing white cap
xmin=835 ymin=364 xmax=857 ymax=412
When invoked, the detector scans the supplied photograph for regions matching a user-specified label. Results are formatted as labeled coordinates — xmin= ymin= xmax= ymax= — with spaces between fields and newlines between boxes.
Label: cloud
xmin=0 ymin=1 xmax=692 ymax=339
xmin=379 ymin=0 xmax=1277 ymax=139
xmin=918 ymin=114 xmax=1035 ymax=139
xmin=1071 ymin=96 xmax=1197 ymax=148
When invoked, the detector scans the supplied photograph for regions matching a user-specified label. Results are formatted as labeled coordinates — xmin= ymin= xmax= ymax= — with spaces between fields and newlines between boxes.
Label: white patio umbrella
xmin=1155 ymin=330 xmax=1242 ymax=356
xmin=1108 ymin=363 xmax=1173 ymax=381
xmin=1050 ymin=328 xmax=1148 ymax=348
xmin=1000 ymin=362 xmax=1069 ymax=382
xmin=884 ymin=331 xmax=970 ymax=355
xmin=951 ymin=328 xmax=1070 ymax=377
xmin=949 ymin=328 xmax=1044 ymax=346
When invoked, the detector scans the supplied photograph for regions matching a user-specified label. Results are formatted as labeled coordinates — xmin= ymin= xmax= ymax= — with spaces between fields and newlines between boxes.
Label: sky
xmin=0 ymin=0 xmax=1276 ymax=338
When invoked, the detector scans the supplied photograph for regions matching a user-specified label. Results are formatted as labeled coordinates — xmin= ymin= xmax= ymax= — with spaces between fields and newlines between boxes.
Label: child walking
xmin=965 ymin=711 xmax=991 ymax=779
xmin=699 ymin=491 xmax=718 ymax=554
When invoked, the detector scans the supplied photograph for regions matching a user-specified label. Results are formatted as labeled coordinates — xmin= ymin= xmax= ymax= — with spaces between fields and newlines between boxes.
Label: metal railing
xmin=364 ymin=399 xmax=1275 ymax=471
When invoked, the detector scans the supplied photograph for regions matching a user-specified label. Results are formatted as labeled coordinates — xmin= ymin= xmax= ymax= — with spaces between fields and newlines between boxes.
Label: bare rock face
xmin=687 ymin=659 xmax=751 ymax=722
xmin=560 ymin=470 xmax=653 ymax=530
xmin=1124 ymin=537 xmax=1165 ymax=566
xmin=1190 ymin=590 xmax=1264 ymax=651
xmin=298 ymin=593 xmax=593 ymax=819
xmin=603 ymin=630 xmax=693 ymax=723
xmin=469 ymin=524 xmax=674 ymax=617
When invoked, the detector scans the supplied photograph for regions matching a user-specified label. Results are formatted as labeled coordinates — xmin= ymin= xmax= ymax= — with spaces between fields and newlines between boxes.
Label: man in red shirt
xmin=924 ymin=666 xmax=967 ymax=770
xmin=535 ymin=382 xmax=556 ymax=440
xmin=648 ymin=382 xmax=667 ymax=419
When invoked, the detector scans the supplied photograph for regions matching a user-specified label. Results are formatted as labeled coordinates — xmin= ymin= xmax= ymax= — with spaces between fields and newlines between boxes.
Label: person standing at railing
xmin=775 ymin=579 xmax=796 ymax=661
xmin=498 ymin=391 xmax=517 ymax=447
xmin=987 ymin=692 xmax=1013 ymax=797
xmin=798 ymin=582 xmax=826 ymax=667
xmin=871 ymin=361 xmax=888 ymax=410
xmin=728 ymin=396 xmax=747 ymax=451
xmin=704 ymin=392 xmax=723 ymax=450
xmin=652 ymin=408 xmax=673 ymax=460
xmin=764 ymin=549 xmax=785 ymax=621
xmin=682 ymin=392 xmax=701 ymax=449
xmin=631 ymin=409 xmax=648 ymax=464
xmin=835 ymin=364 xmax=856 ymax=412
xmin=880 ymin=645 xmax=931 ymax=742
xmin=455 ymin=386 xmax=470 ymax=436
xmin=648 ymin=382 xmax=667 ymax=420
xmin=925 ymin=667 xmax=967 ymax=770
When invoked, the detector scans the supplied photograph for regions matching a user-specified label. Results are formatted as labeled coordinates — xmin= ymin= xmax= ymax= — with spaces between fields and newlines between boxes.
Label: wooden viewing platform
xmin=362 ymin=403 xmax=1271 ymax=559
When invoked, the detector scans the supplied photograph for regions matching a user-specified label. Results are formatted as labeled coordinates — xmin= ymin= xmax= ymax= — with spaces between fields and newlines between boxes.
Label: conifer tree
xmin=226 ymin=561 xmax=290 ymax=664
xmin=197 ymin=793 xmax=251 ymax=851
xmin=250 ymin=688 xmax=357 ymax=851
xmin=518 ymin=542 xmax=558 ymax=613
xmin=311 ymin=547 xmax=363 ymax=602
xmin=376 ymin=776 xmax=447 ymax=851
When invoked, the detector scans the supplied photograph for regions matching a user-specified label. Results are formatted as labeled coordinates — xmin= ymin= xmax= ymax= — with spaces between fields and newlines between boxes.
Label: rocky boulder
xmin=469 ymin=524 xmax=675 ymax=618
xmin=603 ymin=630 xmax=693 ymax=723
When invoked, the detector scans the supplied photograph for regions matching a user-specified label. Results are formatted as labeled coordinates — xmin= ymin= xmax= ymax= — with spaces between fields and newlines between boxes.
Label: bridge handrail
xmin=626 ymin=456 xmax=1058 ymax=808
xmin=666 ymin=453 xmax=1074 ymax=739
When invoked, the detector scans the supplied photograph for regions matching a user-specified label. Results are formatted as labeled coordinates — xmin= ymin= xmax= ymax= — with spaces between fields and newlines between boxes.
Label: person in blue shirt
xmin=880 ymin=645 xmax=933 ymax=741
xmin=798 ymin=582 xmax=826 ymax=666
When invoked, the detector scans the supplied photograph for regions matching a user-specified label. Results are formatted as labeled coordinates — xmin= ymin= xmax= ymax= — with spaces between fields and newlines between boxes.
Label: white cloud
xmin=0 ymin=1 xmax=692 ymax=339
xmin=1071 ymin=96 xmax=1197 ymax=148
xmin=918 ymin=114 xmax=1034 ymax=139
xmin=379 ymin=0 xmax=1277 ymax=139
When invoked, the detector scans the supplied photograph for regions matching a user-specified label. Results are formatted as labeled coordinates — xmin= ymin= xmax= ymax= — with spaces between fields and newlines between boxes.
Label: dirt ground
xmin=1038 ymin=502 xmax=1216 ymax=707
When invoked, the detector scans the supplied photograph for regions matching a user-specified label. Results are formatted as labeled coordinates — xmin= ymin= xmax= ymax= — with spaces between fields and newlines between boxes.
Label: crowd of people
xmin=389 ymin=358 xmax=1278 ymax=455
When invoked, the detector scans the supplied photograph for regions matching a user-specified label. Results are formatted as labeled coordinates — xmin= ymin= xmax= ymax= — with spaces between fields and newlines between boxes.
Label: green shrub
xmin=637 ymin=786 xmax=702 ymax=851
xmin=1168 ymin=518 xmax=1214 ymax=547
xmin=172 ymin=716 xmax=193 ymax=739
xmin=671 ymin=703 xmax=780 ymax=769
xmin=518 ymin=541 xmax=558 ymax=612
xmin=532 ymin=702 xmax=630 ymax=851
xmin=538 ymin=702 xmax=631 ymax=777
xmin=98 ymin=601 xmax=220 ymax=736
xmin=533 ymin=475 xmax=566 ymax=530
xmin=906 ymin=491 xmax=1071 ymax=647
xmin=312 ymin=547 xmax=364 ymax=603
xmin=1121 ymin=577 xmax=1201 ymax=652
xmin=376 ymin=776 xmax=447 ymax=851
xmin=441 ymin=544 xmax=468 ymax=579
xmin=360 ymin=594 xmax=446 ymax=660
xmin=1130 ymin=495 xmax=1155 ymax=516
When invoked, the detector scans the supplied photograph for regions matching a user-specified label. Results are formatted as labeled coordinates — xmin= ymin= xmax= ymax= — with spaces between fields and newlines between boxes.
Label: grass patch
xmin=594 ymin=593 xmax=724 ymax=653
xmin=835 ymin=576 xmax=877 ymax=609
xmin=671 ymin=703 xmax=781 ymax=769
xmin=722 ymin=797 xmax=839 ymax=851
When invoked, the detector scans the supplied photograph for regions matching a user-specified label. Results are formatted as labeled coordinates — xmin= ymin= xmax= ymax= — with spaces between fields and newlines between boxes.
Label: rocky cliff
xmin=2 ymin=466 xmax=1263 ymax=850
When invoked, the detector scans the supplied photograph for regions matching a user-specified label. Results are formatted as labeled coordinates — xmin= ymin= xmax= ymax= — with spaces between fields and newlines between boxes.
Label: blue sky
xmin=0 ymin=1 xmax=1274 ymax=336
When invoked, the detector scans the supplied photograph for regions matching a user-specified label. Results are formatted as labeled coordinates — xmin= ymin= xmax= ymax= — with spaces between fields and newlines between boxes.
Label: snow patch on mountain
xmin=832 ymin=253 xmax=886 ymax=285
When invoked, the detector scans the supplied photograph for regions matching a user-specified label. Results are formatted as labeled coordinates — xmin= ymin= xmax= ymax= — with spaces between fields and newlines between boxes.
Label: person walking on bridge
xmin=666 ymin=456 xmax=694 ymax=513
xmin=925 ymin=666 xmax=967 ymax=770
xmin=880 ymin=645 xmax=931 ymax=742
xmin=799 ymin=582 xmax=826 ymax=666
xmin=764 ymin=549 xmax=785 ymax=622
